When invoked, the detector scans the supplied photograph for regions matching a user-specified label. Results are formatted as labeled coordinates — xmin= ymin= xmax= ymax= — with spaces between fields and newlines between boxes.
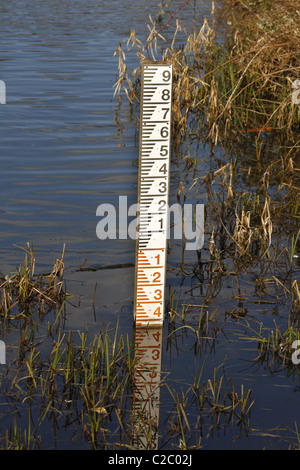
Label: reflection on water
xmin=132 ymin=326 xmax=163 ymax=449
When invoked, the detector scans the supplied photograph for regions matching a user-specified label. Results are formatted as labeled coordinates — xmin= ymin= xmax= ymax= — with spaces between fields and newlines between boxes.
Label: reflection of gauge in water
xmin=132 ymin=326 xmax=163 ymax=449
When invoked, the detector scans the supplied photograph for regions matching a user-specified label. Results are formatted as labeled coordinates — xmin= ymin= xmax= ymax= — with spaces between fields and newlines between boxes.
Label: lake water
xmin=0 ymin=0 xmax=214 ymax=323
xmin=0 ymin=0 xmax=299 ymax=450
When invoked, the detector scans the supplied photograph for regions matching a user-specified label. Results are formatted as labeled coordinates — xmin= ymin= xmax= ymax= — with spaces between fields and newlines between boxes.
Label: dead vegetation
xmin=0 ymin=243 xmax=70 ymax=324
xmin=114 ymin=1 xmax=300 ymax=146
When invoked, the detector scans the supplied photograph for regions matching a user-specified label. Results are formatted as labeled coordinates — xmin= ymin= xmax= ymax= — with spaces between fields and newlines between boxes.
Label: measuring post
xmin=134 ymin=61 xmax=173 ymax=327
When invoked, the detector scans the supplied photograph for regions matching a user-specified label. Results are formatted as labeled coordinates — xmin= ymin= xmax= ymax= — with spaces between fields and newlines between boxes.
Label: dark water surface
xmin=0 ymin=0 xmax=213 ymax=318
xmin=0 ymin=0 xmax=299 ymax=450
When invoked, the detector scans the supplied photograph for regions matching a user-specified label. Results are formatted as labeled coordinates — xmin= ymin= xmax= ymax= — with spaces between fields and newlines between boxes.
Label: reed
xmin=114 ymin=3 xmax=299 ymax=145
xmin=0 ymin=243 xmax=72 ymax=326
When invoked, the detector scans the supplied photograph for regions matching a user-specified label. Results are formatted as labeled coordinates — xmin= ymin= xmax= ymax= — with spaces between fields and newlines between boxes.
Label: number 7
xmin=162 ymin=108 xmax=169 ymax=119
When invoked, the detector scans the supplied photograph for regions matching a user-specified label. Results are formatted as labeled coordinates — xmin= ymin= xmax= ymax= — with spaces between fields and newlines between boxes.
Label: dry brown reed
xmin=114 ymin=1 xmax=299 ymax=150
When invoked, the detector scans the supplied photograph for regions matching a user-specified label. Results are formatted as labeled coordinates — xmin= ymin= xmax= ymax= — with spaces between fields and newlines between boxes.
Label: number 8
xmin=162 ymin=89 xmax=170 ymax=101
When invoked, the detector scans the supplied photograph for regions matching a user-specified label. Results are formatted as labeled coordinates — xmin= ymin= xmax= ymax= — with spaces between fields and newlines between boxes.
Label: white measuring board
xmin=134 ymin=61 xmax=173 ymax=327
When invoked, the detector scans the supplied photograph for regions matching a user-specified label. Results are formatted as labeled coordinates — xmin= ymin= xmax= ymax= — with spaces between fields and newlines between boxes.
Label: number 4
xmin=153 ymin=306 xmax=161 ymax=317
xmin=159 ymin=163 xmax=167 ymax=174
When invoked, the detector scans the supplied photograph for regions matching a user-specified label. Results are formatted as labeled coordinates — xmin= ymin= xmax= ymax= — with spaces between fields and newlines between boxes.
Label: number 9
xmin=162 ymin=70 xmax=171 ymax=82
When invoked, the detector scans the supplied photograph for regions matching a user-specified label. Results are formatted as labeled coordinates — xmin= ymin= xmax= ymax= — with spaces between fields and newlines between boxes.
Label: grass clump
xmin=0 ymin=243 xmax=70 ymax=323
xmin=1 ymin=327 xmax=136 ymax=449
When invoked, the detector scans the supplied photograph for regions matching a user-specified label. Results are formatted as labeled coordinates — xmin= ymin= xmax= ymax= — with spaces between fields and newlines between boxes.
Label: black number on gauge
xmin=160 ymin=145 xmax=168 ymax=156
xmin=162 ymin=70 xmax=171 ymax=82
xmin=160 ymin=126 xmax=169 ymax=138
xmin=161 ymin=89 xmax=170 ymax=101
xmin=162 ymin=108 xmax=169 ymax=119
xmin=159 ymin=163 xmax=167 ymax=175
xmin=158 ymin=181 xmax=167 ymax=193
xmin=158 ymin=200 xmax=166 ymax=211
